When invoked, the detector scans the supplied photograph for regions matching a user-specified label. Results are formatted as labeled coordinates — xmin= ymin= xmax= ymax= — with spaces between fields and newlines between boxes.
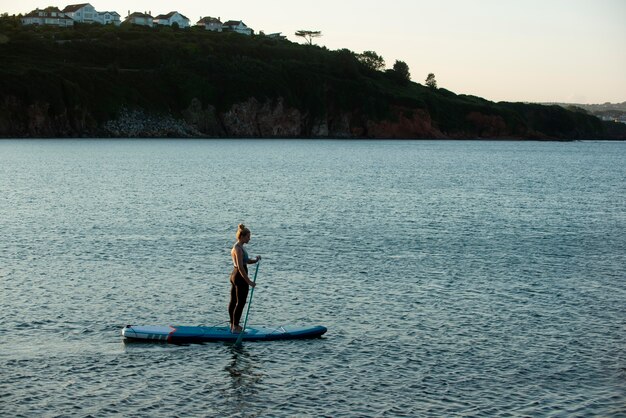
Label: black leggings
xmin=228 ymin=267 xmax=249 ymax=328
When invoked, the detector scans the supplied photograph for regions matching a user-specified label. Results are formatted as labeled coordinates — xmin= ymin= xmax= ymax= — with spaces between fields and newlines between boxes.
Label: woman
xmin=229 ymin=224 xmax=261 ymax=333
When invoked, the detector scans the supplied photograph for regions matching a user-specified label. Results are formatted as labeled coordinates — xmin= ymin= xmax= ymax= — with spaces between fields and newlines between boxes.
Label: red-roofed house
xmin=153 ymin=11 xmax=190 ymax=28
xmin=196 ymin=16 xmax=222 ymax=32
xmin=21 ymin=7 xmax=74 ymax=27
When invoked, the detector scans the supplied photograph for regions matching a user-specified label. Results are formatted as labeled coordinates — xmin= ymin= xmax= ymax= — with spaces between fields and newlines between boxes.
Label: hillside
xmin=547 ymin=102 xmax=626 ymax=113
xmin=1 ymin=18 xmax=625 ymax=139
xmin=545 ymin=102 xmax=626 ymax=125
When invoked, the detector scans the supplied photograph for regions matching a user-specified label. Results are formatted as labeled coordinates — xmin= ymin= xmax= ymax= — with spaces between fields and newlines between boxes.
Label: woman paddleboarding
xmin=229 ymin=224 xmax=261 ymax=333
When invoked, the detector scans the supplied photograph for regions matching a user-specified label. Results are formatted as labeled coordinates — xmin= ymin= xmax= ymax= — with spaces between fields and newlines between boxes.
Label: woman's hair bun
xmin=236 ymin=223 xmax=250 ymax=239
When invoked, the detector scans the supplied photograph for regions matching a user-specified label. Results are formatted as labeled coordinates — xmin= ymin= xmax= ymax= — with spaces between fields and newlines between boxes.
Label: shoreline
xmin=4 ymin=136 xmax=623 ymax=142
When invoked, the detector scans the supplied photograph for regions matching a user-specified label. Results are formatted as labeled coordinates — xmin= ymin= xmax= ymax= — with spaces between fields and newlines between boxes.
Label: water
xmin=1 ymin=139 xmax=624 ymax=417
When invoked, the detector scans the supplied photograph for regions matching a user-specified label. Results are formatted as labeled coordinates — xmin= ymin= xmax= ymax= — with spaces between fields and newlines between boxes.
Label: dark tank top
xmin=233 ymin=243 xmax=249 ymax=267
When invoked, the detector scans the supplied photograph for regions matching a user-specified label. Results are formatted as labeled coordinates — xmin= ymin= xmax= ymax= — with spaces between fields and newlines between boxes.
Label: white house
xmin=153 ymin=11 xmax=190 ymax=28
xmin=62 ymin=4 xmax=121 ymax=25
xmin=62 ymin=3 xmax=97 ymax=23
xmin=97 ymin=11 xmax=121 ymax=26
xmin=196 ymin=16 xmax=222 ymax=32
xmin=222 ymin=20 xmax=253 ymax=35
xmin=21 ymin=7 xmax=74 ymax=27
xmin=123 ymin=12 xmax=154 ymax=27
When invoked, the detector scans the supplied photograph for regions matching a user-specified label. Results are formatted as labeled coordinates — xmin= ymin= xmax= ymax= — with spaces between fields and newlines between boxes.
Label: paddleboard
xmin=121 ymin=324 xmax=327 ymax=343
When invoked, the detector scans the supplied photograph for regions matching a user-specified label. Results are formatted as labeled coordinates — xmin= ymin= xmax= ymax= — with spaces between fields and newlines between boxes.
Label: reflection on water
xmin=225 ymin=345 xmax=264 ymax=403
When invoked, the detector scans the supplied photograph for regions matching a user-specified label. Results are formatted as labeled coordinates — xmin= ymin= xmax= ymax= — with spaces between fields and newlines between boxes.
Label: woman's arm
xmin=247 ymin=255 xmax=261 ymax=264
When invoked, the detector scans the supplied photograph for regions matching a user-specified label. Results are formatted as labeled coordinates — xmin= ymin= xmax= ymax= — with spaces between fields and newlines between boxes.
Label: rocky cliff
xmin=4 ymin=95 xmax=603 ymax=139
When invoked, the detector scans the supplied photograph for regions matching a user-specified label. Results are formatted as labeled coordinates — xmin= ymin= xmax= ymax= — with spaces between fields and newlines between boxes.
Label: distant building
xmin=153 ymin=11 xmax=190 ymax=28
xmin=222 ymin=20 xmax=253 ymax=35
xmin=21 ymin=7 xmax=74 ymax=27
xmin=196 ymin=16 xmax=222 ymax=32
xmin=97 ymin=11 xmax=121 ymax=26
xmin=264 ymin=32 xmax=287 ymax=40
xmin=123 ymin=12 xmax=154 ymax=27
xmin=599 ymin=114 xmax=626 ymax=124
xmin=62 ymin=3 xmax=121 ymax=26
xmin=62 ymin=3 xmax=97 ymax=23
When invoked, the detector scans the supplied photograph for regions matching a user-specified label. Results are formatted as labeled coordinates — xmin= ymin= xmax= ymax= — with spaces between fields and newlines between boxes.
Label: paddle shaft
xmin=235 ymin=261 xmax=260 ymax=346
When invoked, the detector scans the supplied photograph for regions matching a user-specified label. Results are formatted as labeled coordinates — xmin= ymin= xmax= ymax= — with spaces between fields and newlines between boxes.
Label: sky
xmin=2 ymin=0 xmax=625 ymax=104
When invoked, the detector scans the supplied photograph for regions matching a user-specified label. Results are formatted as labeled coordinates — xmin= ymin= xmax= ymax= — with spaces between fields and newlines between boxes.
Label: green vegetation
xmin=356 ymin=51 xmax=385 ymax=72
xmin=390 ymin=60 xmax=411 ymax=85
xmin=0 ymin=21 xmax=390 ymax=122
xmin=425 ymin=73 xmax=437 ymax=89
xmin=294 ymin=30 xmax=322 ymax=45
xmin=0 ymin=18 xmax=624 ymax=139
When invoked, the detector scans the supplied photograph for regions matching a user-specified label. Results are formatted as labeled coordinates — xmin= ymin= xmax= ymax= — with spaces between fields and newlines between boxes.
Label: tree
xmin=392 ymin=60 xmax=411 ymax=83
xmin=425 ymin=73 xmax=437 ymax=89
xmin=295 ymin=30 xmax=322 ymax=45
xmin=357 ymin=50 xmax=385 ymax=71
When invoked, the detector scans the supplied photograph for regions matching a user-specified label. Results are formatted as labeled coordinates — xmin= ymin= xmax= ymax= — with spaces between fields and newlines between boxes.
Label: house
xmin=96 ymin=11 xmax=121 ymax=26
xmin=196 ymin=16 xmax=222 ymax=32
xmin=123 ymin=12 xmax=154 ymax=27
xmin=21 ymin=7 xmax=74 ymax=27
xmin=222 ymin=20 xmax=253 ymax=35
xmin=62 ymin=3 xmax=97 ymax=23
xmin=153 ymin=11 xmax=190 ymax=28
xmin=264 ymin=32 xmax=287 ymax=40
xmin=63 ymin=3 xmax=121 ymax=25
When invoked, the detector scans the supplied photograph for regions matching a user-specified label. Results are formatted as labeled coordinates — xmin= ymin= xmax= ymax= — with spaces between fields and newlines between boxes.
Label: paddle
xmin=235 ymin=260 xmax=260 ymax=346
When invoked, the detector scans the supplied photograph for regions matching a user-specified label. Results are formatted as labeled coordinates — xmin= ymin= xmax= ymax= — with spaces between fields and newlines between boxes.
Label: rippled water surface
xmin=1 ymin=139 xmax=625 ymax=417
